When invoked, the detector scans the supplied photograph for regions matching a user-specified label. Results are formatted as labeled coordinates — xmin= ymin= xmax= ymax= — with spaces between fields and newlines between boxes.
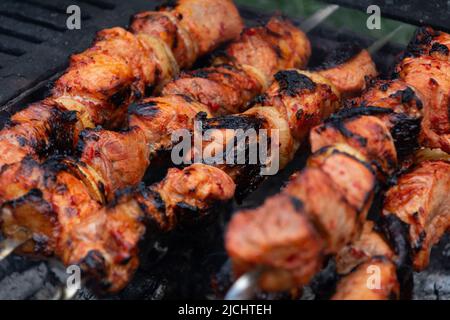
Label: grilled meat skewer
xmin=330 ymin=27 xmax=450 ymax=299
xmin=225 ymin=28 xmax=450 ymax=295
xmin=397 ymin=28 xmax=450 ymax=153
xmin=0 ymin=46 xmax=374 ymax=292
xmin=225 ymin=80 xmax=421 ymax=293
xmin=0 ymin=0 xmax=243 ymax=174
xmin=74 ymin=17 xmax=311 ymax=201
xmin=383 ymin=158 xmax=450 ymax=271
xmin=407 ymin=26 xmax=450 ymax=62
xmin=181 ymin=47 xmax=375 ymax=187
xmin=0 ymin=17 xmax=310 ymax=205
xmin=333 ymin=153 xmax=449 ymax=300
xmin=0 ymin=17 xmax=312 ymax=292
xmin=74 ymin=49 xmax=372 ymax=291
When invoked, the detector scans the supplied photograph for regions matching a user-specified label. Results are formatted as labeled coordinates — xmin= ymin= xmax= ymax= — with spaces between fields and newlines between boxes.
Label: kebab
xmin=71 ymin=16 xmax=311 ymax=202
xmin=59 ymin=5 xmax=343 ymax=204
xmin=0 ymin=40 xmax=374 ymax=293
xmin=332 ymin=149 xmax=449 ymax=300
xmin=330 ymin=27 xmax=450 ymax=300
xmin=0 ymin=15 xmax=314 ymax=292
xmin=224 ymin=27 xmax=449 ymax=297
xmin=33 ymin=47 xmax=375 ymax=292
xmin=0 ymin=0 xmax=243 ymax=176
xmin=0 ymin=16 xmax=310 ymax=206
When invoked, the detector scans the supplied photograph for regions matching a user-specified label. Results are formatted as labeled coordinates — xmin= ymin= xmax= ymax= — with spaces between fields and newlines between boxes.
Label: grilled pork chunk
xmin=75 ymin=17 xmax=312 ymax=201
xmin=225 ymin=28 xmax=450 ymax=295
xmin=0 ymin=46 xmax=376 ymax=292
xmin=383 ymin=159 xmax=450 ymax=270
xmin=0 ymin=0 xmax=243 ymax=174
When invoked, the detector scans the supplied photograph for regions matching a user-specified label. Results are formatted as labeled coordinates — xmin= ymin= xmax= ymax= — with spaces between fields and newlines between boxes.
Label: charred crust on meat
xmin=272 ymin=45 xmax=283 ymax=59
xmin=379 ymin=82 xmax=390 ymax=92
xmin=178 ymin=93 xmax=195 ymax=103
xmin=329 ymin=106 xmax=393 ymax=121
xmin=177 ymin=201 xmax=198 ymax=212
xmin=413 ymin=231 xmax=426 ymax=254
xmin=202 ymin=114 xmax=263 ymax=132
xmin=4 ymin=188 xmax=45 ymax=209
xmin=16 ymin=136 xmax=27 ymax=147
xmin=247 ymin=93 xmax=268 ymax=108
xmin=430 ymin=42 xmax=449 ymax=56
xmin=174 ymin=201 xmax=207 ymax=228
xmin=108 ymin=186 xmax=136 ymax=207
xmin=407 ymin=26 xmax=440 ymax=56
xmin=133 ymin=88 xmax=143 ymax=100
xmin=389 ymin=87 xmax=423 ymax=109
xmin=110 ymin=86 xmax=132 ymax=108
xmin=61 ymin=110 xmax=78 ymax=124
xmin=144 ymin=85 xmax=154 ymax=96
xmin=74 ymin=137 xmax=87 ymax=158
xmin=37 ymin=108 xmax=76 ymax=158
xmin=80 ymin=250 xmax=107 ymax=283
xmin=407 ymin=27 xmax=432 ymax=55
xmin=233 ymin=164 xmax=265 ymax=201
xmin=319 ymin=106 xmax=393 ymax=147
xmin=128 ymin=101 xmax=158 ymax=118
xmin=314 ymin=42 xmax=363 ymax=71
xmin=310 ymin=258 xmax=339 ymax=300
xmin=189 ymin=69 xmax=213 ymax=79
xmin=377 ymin=214 xmax=413 ymax=299
xmin=335 ymin=121 xmax=367 ymax=147
xmin=139 ymin=187 xmax=168 ymax=230
xmin=389 ymin=87 xmax=414 ymax=103
xmin=274 ymin=70 xmax=316 ymax=97
xmin=97 ymin=181 xmax=106 ymax=197
xmin=42 ymin=157 xmax=68 ymax=175
xmin=390 ymin=113 xmax=421 ymax=159
xmin=289 ymin=196 xmax=304 ymax=212
xmin=175 ymin=201 xmax=199 ymax=214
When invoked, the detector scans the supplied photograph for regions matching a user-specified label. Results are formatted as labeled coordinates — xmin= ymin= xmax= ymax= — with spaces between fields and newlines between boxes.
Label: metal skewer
xmin=52 ymin=282 xmax=82 ymax=300
xmin=0 ymin=238 xmax=27 ymax=261
xmin=368 ymin=25 xmax=406 ymax=55
xmin=225 ymin=268 xmax=263 ymax=300
xmin=300 ymin=4 xmax=339 ymax=33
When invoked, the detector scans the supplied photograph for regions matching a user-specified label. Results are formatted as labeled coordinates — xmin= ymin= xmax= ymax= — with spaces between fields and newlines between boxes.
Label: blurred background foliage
xmin=236 ymin=0 xmax=417 ymax=46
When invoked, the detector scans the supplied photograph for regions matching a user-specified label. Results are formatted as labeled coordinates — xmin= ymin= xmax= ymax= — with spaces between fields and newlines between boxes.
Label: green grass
xmin=236 ymin=0 xmax=417 ymax=46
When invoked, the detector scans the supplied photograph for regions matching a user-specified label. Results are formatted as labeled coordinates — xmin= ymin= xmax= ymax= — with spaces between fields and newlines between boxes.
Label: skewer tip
xmin=0 ymin=238 xmax=25 ymax=261
xmin=224 ymin=269 xmax=262 ymax=300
